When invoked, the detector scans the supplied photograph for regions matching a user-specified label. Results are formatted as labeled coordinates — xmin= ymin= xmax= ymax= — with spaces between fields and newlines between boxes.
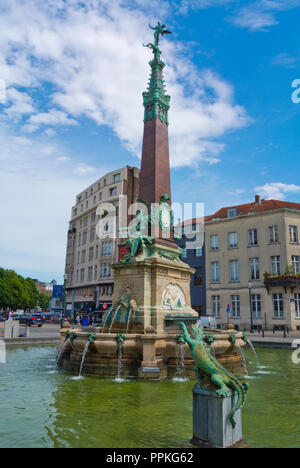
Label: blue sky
xmin=0 ymin=0 xmax=300 ymax=282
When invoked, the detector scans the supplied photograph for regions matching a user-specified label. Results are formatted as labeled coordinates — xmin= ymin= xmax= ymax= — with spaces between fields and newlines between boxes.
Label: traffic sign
xmin=103 ymin=303 xmax=108 ymax=310
xmin=227 ymin=305 xmax=231 ymax=314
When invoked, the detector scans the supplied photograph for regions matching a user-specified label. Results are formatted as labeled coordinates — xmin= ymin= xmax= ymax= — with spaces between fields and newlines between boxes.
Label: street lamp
xmin=61 ymin=273 xmax=68 ymax=328
xmin=248 ymin=281 xmax=254 ymax=333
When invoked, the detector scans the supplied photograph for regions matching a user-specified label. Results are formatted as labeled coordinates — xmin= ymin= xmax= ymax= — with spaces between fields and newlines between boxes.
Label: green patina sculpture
xmin=242 ymin=332 xmax=248 ymax=343
xmin=176 ymin=334 xmax=186 ymax=345
xmin=205 ymin=334 xmax=215 ymax=345
xmin=179 ymin=322 xmax=249 ymax=428
xmin=69 ymin=331 xmax=77 ymax=342
xmin=229 ymin=334 xmax=236 ymax=345
xmin=119 ymin=193 xmax=179 ymax=264
xmin=143 ymin=22 xmax=171 ymax=54
xmin=115 ymin=334 xmax=126 ymax=344
xmin=120 ymin=209 xmax=154 ymax=264
xmin=87 ymin=333 xmax=96 ymax=343
xmin=143 ymin=23 xmax=171 ymax=125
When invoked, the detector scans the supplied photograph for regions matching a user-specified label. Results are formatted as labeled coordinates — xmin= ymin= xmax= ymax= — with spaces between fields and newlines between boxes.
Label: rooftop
xmin=176 ymin=195 xmax=300 ymax=227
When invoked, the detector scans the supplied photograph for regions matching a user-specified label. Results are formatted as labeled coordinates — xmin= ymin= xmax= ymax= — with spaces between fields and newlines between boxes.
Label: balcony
xmin=264 ymin=273 xmax=300 ymax=293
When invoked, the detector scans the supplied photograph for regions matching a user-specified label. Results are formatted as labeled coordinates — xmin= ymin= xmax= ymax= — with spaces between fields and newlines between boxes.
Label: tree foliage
xmin=0 ymin=269 xmax=51 ymax=311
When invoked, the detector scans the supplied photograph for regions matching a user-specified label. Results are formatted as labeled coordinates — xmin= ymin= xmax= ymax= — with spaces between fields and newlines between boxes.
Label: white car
xmin=198 ymin=316 xmax=217 ymax=329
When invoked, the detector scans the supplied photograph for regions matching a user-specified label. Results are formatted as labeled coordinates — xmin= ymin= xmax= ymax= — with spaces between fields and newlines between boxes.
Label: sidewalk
xmin=247 ymin=330 xmax=300 ymax=349
xmin=0 ymin=323 xmax=60 ymax=346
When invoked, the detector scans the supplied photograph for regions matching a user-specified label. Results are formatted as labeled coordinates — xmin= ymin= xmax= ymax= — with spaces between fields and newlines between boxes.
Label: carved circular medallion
xmin=162 ymin=283 xmax=186 ymax=310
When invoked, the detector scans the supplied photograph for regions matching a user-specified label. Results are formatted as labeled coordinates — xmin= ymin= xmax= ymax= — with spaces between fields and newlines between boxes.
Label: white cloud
xmin=74 ymin=163 xmax=96 ymax=175
xmin=0 ymin=0 xmax=251 ymax=278
xmin=0 ymin=0 xmax=249 ymax=169
xmin=0 ymin=122 xmax=109 ymax=277
xmin=273 ymin=53 xmax=299 ymax=68
xmin=229 ymin=0 xmax=300 ymax=31
xmin=254 ymin=182 xmax=300 ymax=199
xmin=4 ymin=88 xmax=35 ymax=120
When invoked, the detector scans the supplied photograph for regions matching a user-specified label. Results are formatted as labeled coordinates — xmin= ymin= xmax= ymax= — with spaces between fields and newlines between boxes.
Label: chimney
xmin=255 ymin=195 xmax=261 ymax=204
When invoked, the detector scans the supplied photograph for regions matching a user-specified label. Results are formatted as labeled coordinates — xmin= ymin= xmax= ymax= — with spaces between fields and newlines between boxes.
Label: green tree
xmin=38 ymin=293 xmax=51 ymax=311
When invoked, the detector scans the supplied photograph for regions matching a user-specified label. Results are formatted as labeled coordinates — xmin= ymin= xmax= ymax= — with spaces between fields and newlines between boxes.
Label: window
xmin=273 ymin=293 xmax=284 ymax=318
xmin=94 ymin=264 xmax=98 ymax=280
xmin=230 ymin=260 xmax=239 ymax=282
xmin=228 ymin=232 xmax=238 ymax=249
xmin=195 ymin=247 xmax=202 ymax=257
xmin=91 ymin=212 xmax=96 ymax=223
xmin=250 ymin=258 xmax=260 ymax=280
xmin=74 ymin=208 xmax=77 ymax=217
xmin=211 ymin=262 xmax=220 ymax=283
xmin=248 ymin=229 xmax=258 ymax=246
xmin=269 ymin=226 xmax=279 ymax=244
xmin=88 ymin=266 xmax=93 ymax=281
xmin=90 ymin=227 xmax=95 ymax=242
xmin=181 ymin=248 xmax=187 ymax=259
xmin=95 ymin=245 xmax=99 ymax=259
xmin=99 ymin=192 xmax=102 ymax=201
xmin=100 ymin=263 xmax=111 ymax=278
xmin=110 ymin=187 xmax=117 ymax=197
xmin=194 ymin=267 xmax=203 ymax=287
xmin=210 ymin=235 xmax=219 ymax=251
xmin=89 ymin=247 xmax=94 ymax=262
xmin=227 ymin=208 xmax=237 ymax=218
xmin=231 ymin=295 xmax=240 ymax=318
xmin=86 ymin=201 xmax=88 ymax=209
xmin=251 ymin=294 xmax=261 ymax=318
xmin=82 ymin=231 xmax=87 ymax=245
xmin=101 ymin=241 xmax=113 ymax=256
xmin=80 ymin=268 xmax=85 ymax=282
xmin=292 ymin=256 xmax=300 ymax=274
xmin=76 ymin=270 xmax=79 ymax=283
xmin=212 ymin=296 xmax=220 ymax=318
xmin=289 ymin=225 xmax=298 ymax=244
xmin=295 ymin=293 xmax=300 ymax=318
xmin=271 ymin=256 xmax=281 ymax=275
xmin=114 ymin=173 xmax=121 ymax=183
xmin=83 ymin=216 xmax=88 ymax=228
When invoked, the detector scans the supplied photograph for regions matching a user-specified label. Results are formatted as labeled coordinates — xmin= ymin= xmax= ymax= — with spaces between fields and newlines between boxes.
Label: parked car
xmin=0 ymin=311 xmax=9 ymax=322
xmin=199 ymin=316 xmax=217 ymax=329
xmin=18 ymin=314 xmax=43 ymax=327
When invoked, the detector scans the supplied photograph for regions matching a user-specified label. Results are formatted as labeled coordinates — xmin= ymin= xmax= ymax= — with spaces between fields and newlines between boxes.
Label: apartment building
xmin=64 ymin=166 xmax=139 ymax=315
xmin=205 ymin=196 xmax=300 ymax=331
xmin=175 ymin=220 xmax=206 ymax=315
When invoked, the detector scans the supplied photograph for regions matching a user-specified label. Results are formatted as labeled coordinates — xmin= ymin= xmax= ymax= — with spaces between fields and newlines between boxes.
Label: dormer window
xmin=227 ymin=208 xmax=237 ymax=218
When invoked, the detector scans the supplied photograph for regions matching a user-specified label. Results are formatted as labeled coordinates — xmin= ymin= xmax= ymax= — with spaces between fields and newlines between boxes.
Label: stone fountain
xmin=58 ymin=23 xmax=248 ymax=380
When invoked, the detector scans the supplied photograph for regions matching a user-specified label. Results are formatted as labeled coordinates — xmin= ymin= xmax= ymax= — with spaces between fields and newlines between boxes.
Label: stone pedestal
xmin=4 ymin=320 xmax=19 ymax=339
xmin=191 ymin=382 xmax=242 ymax=448
xmin=112 ymin=246 xmax=198 ymax=335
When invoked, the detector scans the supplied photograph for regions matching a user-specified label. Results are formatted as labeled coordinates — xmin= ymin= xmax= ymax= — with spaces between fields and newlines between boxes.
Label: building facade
xmin=175 ymin=220 xmax=206 ymax=315
xmin=64 ymin=166 xmax=139 ymax=315
xmin=205 ymin=196 xmax=300 ymax=331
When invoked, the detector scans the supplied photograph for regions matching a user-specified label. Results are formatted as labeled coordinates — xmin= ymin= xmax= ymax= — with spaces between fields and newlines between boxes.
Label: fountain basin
xmin=58 ymin=326 xmax=248 ymax=379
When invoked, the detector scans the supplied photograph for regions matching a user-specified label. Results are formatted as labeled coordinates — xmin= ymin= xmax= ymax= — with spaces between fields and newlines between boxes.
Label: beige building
xmin=64 ymin=166 xmax=139 ymax=315
xmin=205 ymin=196 xmax=300 ymax=331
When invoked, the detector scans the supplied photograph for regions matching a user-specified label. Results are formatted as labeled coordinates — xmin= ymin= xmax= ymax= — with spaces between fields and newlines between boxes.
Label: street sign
xmin=103 ymin=303 xmax=108 ymax=310
xmin=227 ymin=305 xmax=231 ymax=314
xmin=53 ymin=285 xmax=64 ymax=299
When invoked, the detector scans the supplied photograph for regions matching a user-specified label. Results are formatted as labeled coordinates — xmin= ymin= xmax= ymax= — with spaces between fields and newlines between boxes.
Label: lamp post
xmin=248 ymin=281 xmax=254 ymax=333
xmin=61 ymin=273 xmax=68 ymax=328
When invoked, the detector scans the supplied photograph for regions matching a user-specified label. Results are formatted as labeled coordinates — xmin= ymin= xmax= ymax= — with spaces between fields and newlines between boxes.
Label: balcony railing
xmin=264 ymin=273 xmax=300 ymax=293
